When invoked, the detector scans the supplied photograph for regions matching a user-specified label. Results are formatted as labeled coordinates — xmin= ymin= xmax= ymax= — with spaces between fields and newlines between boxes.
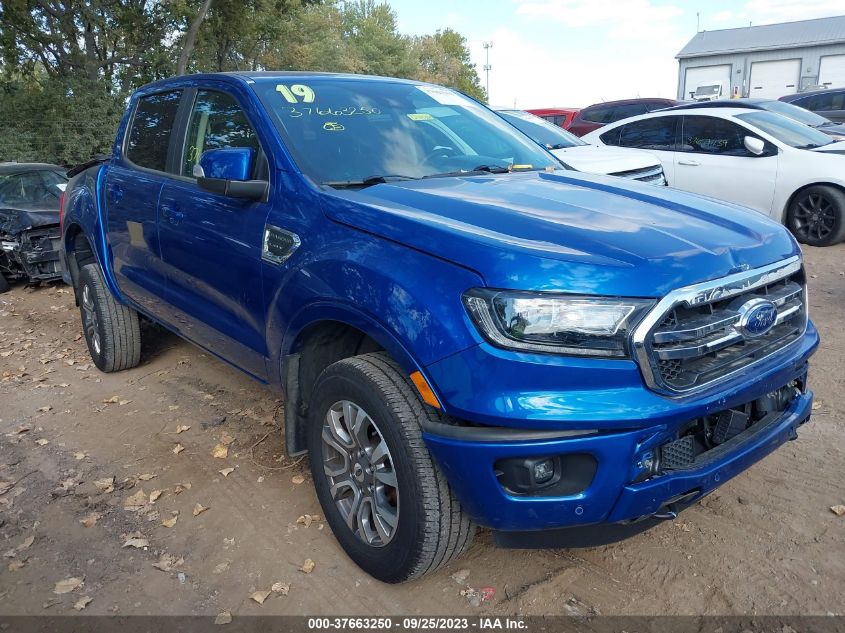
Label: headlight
xmin=463 ymin=289 xmax=654 ymax=358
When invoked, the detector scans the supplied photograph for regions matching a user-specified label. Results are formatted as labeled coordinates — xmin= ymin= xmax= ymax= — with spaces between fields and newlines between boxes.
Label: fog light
xmin=533 ymin=459 xmax=555 ymax=483
xmin=494 ymin=454 xmax=597 ymax=497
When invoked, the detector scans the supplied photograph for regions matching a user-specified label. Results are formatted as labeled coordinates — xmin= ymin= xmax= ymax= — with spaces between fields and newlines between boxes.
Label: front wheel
xmin=787 ymin=185 xmax=845 ymax=247
xmin=307 ymin=352 xmax=475 ymax=583
xmin=0 ymin=272 xmax=9 ymax=294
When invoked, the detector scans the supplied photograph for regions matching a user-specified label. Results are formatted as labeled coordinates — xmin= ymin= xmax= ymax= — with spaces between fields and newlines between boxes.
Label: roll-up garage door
xmin=819 ymin=55 xmax=845 ymax=89
xmin=683 ymin=65 xmax=731 ymax=99
xmin=749 ymin=59 xmax=800 ymax=98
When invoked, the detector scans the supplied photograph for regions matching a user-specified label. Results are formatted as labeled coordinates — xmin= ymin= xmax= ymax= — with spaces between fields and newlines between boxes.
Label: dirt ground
xmin=0 ymin=244 xmax=843 ymax=618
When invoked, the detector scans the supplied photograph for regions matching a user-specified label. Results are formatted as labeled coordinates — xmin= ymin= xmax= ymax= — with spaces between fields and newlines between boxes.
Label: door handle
xmin=109 ymin=184 xmax=123 ymax=202
xmin=678 ymin=159 xmax=700 ymax=166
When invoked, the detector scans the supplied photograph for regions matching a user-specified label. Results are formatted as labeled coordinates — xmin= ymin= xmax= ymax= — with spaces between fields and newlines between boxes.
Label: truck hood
xmin=322 ymin=170 xmax=799 ymax=297
xmin=550 ymin=145 xmax=659 ymax=175
xmin=0 ymin=204 xmax=59 ymax=235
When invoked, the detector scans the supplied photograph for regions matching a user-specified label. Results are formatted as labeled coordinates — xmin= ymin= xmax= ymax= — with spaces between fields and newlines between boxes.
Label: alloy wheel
xmin=793 ymin=192 xmax=836 ymax=242
xmin=320 ymin=400 xmax=399 ymax=547
xmin=81 ymin=284 xmax=101 ymax=356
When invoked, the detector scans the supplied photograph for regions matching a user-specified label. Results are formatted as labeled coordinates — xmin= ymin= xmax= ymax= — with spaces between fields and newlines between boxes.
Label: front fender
xmin=263 ymin=225 xmax=484 ymax=394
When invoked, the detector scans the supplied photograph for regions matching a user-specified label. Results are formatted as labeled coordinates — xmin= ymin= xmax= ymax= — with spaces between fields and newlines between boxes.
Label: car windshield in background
xmin=759 ymin=100 xmax=831 ymax=127
xmin=254 ymin=80 xmax=559 ymax=186
xmin=497 ymin=110 xmax=586 ymax=150
xmin=737 ymin=111 xmax=834 ymax=149
xmin=0 ymin=170 xmax=67 ymax=206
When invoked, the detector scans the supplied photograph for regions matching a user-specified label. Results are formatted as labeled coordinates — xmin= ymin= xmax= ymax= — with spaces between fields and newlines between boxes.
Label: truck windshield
xmin=496 ymin=110 xmax=586 ymax=150
xmin=254 ymin=79 xmax=559 ymax=186
xmin=736 ymin=111 xmax=834 ymax=149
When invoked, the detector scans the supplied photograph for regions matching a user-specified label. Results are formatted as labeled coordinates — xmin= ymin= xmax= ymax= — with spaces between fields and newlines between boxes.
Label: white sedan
xmin=494 ymin=108 xmax=667 ymax=185
xmin=582 ymin=106 xmax=845 ymax=246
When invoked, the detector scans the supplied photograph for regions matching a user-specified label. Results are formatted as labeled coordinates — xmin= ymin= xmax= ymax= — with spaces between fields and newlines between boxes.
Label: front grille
xmin=633 ymin=257 xmax=807 ymax=395
xmin=610 ymin=164 xmax=666 ymax=184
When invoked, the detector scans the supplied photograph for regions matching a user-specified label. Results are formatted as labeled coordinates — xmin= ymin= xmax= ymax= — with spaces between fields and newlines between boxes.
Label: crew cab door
xmin=673 ymin=115 xmax=778 ymax=214
xmin=105 ymin=89 xmax=182 ymax=313
xmin=156 ymin=87 xmax=270 ymax=380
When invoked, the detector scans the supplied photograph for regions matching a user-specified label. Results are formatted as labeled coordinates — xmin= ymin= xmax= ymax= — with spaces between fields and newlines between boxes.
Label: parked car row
xmin=513 ymin=89 xmax=845 ymax=246
xmin=583 ymin=104 xmax=845 ymax=246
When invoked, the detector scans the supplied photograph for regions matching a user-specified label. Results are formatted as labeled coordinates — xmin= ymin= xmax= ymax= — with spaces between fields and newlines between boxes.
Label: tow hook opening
xmin=652 ymin=490 xmax=700 ymax=521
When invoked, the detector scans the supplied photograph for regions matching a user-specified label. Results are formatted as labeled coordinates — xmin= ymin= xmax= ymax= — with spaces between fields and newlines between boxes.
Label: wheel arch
xmin=781 ymin=181 xmax=845 ymax=224
xmin=280 ymin=306 xmax=433 ymax=457
xmin=63 ymin=223 xmax=96 ymax=302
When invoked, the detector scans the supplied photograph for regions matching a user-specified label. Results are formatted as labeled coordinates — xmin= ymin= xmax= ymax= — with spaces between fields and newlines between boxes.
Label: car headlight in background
xmin=463 ymin=289 xmax=654 ymax=358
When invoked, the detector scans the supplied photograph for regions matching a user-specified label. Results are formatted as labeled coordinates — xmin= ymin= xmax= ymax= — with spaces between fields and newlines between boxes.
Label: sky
xmin=391 ymin=0 xmax=845 ymax=108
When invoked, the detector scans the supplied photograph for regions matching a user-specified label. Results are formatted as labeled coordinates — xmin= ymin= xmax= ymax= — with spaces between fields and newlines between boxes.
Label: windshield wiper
xmin=795 ymin=143 xmax=826 ymax=150
xmin=323 ymin=174 xmax=418 ymax=189
xmin=470 ymin=164 xmax=511 ymax=173
xmin=424 ymin=164 xmax=514 ymax=179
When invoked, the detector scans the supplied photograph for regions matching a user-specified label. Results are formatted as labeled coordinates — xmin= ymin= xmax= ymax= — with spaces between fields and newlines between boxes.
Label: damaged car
xmin=0 ymin=162 xmax=67 ymax=292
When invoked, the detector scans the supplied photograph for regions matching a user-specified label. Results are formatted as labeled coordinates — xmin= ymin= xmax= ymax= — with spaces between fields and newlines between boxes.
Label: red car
xmin=525 ymin=107 xmax=579 ymax=129
xmin=566 ymin=98 xmax=678 ymax=137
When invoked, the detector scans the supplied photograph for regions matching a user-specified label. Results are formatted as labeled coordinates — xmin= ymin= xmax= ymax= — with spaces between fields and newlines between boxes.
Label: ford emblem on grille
xmin=737 ymin=298 xmax=778 ymax=337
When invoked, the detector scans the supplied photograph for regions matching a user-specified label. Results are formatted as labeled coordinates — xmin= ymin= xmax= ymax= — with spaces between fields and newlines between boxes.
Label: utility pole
xmin=483 ymin=42 xmax=493 ymax=99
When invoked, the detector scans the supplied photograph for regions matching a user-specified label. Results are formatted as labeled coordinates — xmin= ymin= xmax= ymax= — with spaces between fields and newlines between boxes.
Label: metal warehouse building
xmin=676 ymin=15 xmax=845 ymax=100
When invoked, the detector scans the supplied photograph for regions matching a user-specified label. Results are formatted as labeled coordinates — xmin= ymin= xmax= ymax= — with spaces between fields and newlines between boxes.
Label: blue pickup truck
xmin=61 ymin=72 xmax=819 ymax=583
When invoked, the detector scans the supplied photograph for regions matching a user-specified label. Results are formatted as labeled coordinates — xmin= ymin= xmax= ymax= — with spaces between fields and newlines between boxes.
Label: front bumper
xmin=0 ymin=225 xmax=63 ymax=282
xmin=422 ymin=324 xmax=818 ymax=533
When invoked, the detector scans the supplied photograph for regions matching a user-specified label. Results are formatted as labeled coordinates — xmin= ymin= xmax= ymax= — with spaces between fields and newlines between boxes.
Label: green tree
xmin=0 ymin=0 xmax=486 ymax=165
xmin=340 ymin=0 xmax=414 ymax=78
xmin=410 ymin=28 xmax=486 ymax=101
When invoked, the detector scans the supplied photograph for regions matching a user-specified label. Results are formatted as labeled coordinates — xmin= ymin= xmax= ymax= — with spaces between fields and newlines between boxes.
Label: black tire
xmin=0 ymin=272 xmax=8 ymax=294
xmin=787 ymin=185 xmax=845 ymax=247
xmin=78 ymin=263 xmax=141 ymax=372
xmin=307 ymin=352 xmax=475 ymax=583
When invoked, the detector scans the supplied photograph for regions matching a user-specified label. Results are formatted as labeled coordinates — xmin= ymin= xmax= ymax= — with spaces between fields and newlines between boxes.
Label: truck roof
xmin=135 ymin=71 xmax=426 ymax=94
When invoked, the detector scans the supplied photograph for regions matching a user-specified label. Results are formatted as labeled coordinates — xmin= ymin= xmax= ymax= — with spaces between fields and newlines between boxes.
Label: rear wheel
xmin=307 ymin=352 xmax=474 ymax=583
xmin=78 ymin=263 xmax=141 ymax=372
xmin=787 ymin=185 xmax=845 ymax=246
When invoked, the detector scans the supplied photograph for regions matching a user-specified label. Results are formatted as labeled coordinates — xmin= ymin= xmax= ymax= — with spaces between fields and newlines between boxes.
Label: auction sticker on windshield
xmin=416 ymin=85 xmax=479 ymax=107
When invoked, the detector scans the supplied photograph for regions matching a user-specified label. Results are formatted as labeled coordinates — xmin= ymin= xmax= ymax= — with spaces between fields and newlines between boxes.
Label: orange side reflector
xmin=410 ymin=371 xmax=441 ymax=409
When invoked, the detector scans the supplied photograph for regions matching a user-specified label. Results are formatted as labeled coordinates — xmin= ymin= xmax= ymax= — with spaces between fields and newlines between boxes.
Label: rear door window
xmin=126 ymin=90 xmax=183 ymax=172
xmin=617 ymin=117 xmax=678 ymax=150
xmin=581 ymin=105 xmax=613 ymax=123
xmin=812 ymin=91 xmax=845 ymax=111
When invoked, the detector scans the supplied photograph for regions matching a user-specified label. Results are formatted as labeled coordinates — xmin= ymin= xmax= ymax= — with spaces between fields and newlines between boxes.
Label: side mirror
xmin=194 ymin=148 xmax=268 ymax=201
xmin=744 ymin=136 xmax=766 ymax=156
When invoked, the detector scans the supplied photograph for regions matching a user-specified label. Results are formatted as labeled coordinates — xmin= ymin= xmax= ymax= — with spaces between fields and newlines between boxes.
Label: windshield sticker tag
xmin=407 ymin=113 xmax=433 ymax=121
xmin=276 ymin=84 xmax=316 ymax=104
xmin=323 ymin=122 xmax=345 ymax=132
xmin=512 ymin=164 xmax=534 ymax=170
xmin=416 ymin=85 xmax=475 ymax=107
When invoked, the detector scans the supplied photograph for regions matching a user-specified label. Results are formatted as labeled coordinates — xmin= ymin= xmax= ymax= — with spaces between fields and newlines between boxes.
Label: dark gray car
xmin=664 ymin=98 xmax=845 ymax=138
xmin=780 ymin=88 xmax=845 ymax=124
xmin=0 ymin=163 xmax=67 ymax=292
